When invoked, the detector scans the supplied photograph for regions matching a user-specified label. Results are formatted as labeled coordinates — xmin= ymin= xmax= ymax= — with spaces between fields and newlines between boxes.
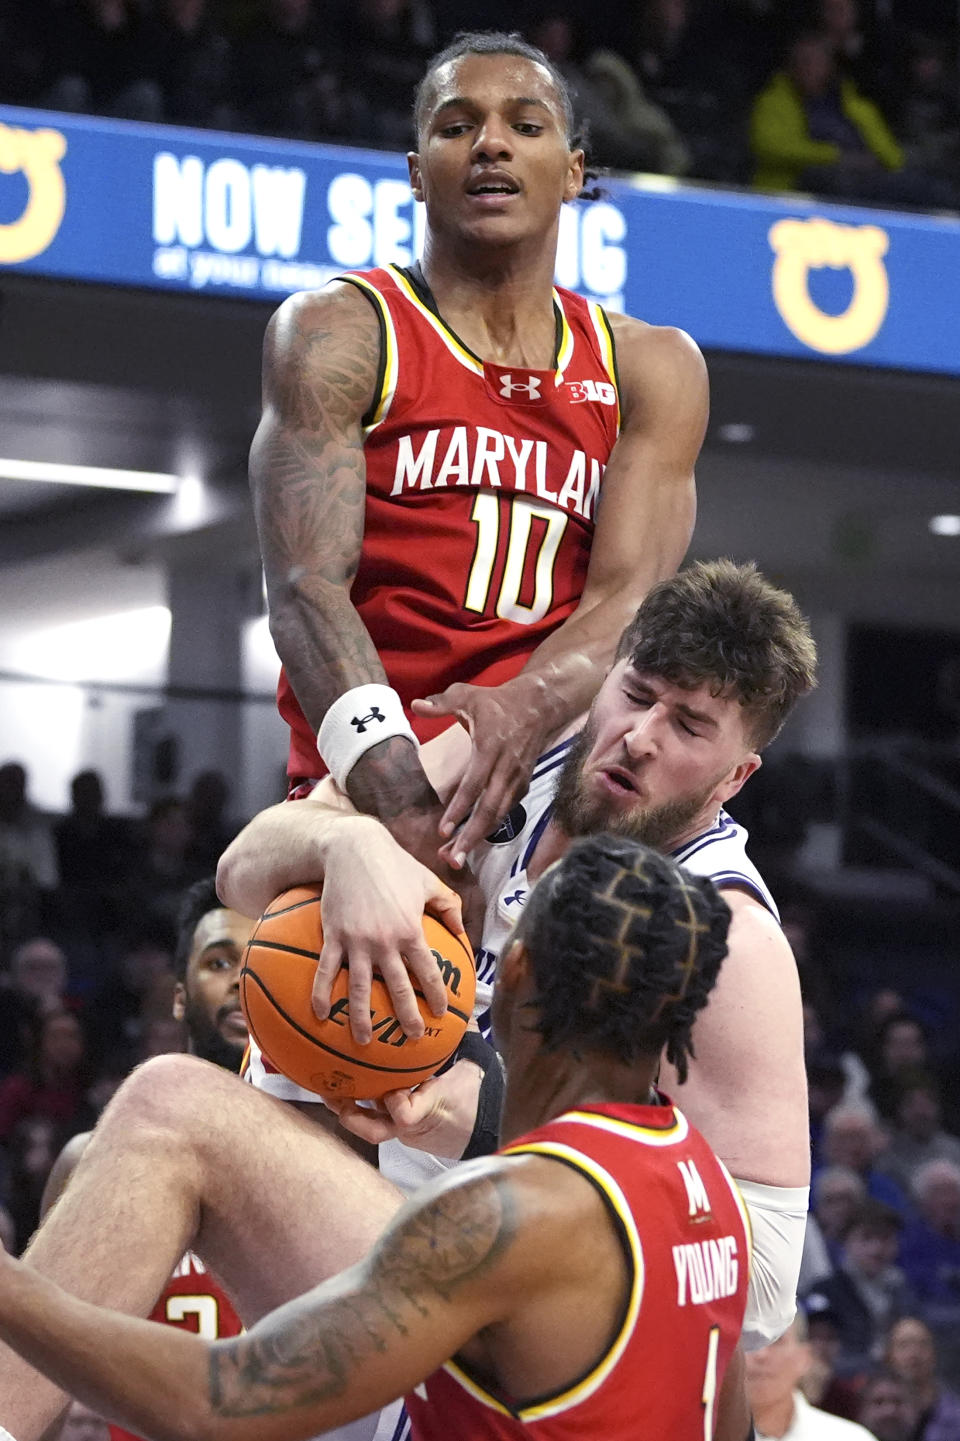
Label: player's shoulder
xmin=604 ymin=312 xmax=707 ymax=413
xmin=720 ymin=887 xmax=795 ymax=963
xmin=266 ymin=280 xmax=381 ymax=353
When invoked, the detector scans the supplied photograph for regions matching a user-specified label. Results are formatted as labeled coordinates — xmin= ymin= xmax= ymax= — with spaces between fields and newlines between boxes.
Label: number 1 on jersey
xmin=465 ymin=492 xmax=568 ymax=624
xmin=702 ymin=1326 xmax=720 ymax=1440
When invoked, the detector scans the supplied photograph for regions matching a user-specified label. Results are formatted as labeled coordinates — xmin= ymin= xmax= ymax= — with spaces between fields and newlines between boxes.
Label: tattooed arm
xmin=0 ymin=1163 xmax=530 ymax=1441
xmin=251 ymin=284 xmax=444 ymax=851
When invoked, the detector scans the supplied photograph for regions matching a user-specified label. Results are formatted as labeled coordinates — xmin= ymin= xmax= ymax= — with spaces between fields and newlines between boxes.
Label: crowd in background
xmin=2 ymin=748 xmax=960 ymax=1440
xmin=1 ymin=0 xmax=959 ymax=210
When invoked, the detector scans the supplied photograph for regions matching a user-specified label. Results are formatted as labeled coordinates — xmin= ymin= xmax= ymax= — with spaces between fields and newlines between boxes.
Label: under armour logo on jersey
xmin=499 ymin=372 xmax=541 ymax=400
xmin=503 ymin=888 xmax=527 ymax=906
xmin=351 ymin=707 xmax=385 ymax=734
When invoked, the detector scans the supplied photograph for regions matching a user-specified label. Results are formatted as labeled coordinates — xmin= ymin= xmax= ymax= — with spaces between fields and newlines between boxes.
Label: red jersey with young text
xmin=278 ymin=264 xmax=621 ymax=778
xmin=109 ymin=1253 xmax=242 ymax=1441
xmin=405 ymin=1100 xmax=750 ymax=1441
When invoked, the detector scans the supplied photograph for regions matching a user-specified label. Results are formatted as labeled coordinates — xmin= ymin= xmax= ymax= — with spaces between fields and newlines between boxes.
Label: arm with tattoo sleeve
xmin=0 ymin=1167 xmax=517 ymax=1441
xmin=251 ymin=284 xmax=444 ymax=850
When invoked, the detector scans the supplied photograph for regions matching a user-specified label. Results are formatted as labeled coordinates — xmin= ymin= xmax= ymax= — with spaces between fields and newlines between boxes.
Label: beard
xmin=181 ymin=995 xmax=246 ymax=1073
xmin=551 ymin=721 xmax=720 ymax=853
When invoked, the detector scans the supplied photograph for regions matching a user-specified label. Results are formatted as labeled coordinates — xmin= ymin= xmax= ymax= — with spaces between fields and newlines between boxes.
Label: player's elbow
xmin=216 ymin=830 xmax=263 ymax=918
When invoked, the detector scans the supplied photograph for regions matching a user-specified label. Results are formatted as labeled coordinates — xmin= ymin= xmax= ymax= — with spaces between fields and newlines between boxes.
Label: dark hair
xmin=877 ymin=1011 xmax=926 ymax=1046
xmin=414 ymin=31 xmax=575 ymax=140
xmin=515 ymin=834 xmax=730 ymax=1082
xmin=841 ymin=1198 xmax=904 ymax=1241
xmin=173 ymin=878 xmax=221 ymax=981
xmin=615 ymin=559 xmax=818 ymax=748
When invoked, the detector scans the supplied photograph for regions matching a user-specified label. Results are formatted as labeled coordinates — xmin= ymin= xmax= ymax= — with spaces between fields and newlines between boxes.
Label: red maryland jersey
xmin=109 ymin=1253 xmax=242 ymax=1441
xmin=278 ymin=263 xmax=621 ymax=778
xmin=405 ymin=1099 xmax=750 ymax=1441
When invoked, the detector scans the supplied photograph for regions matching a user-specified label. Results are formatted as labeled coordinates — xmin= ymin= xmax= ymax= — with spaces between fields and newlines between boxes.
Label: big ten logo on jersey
xmin=566 ymin=378 xmax=616 ymax=406
xmin=326 ymin=172 xmax=628 ymax=311
xmin=152 ymin=151 xmax=335 ymax=294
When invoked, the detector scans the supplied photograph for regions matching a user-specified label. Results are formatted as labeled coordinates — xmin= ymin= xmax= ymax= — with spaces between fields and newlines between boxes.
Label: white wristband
xmin=317 ymin=684 xmax=419 ymax=791
xmin=0 ymin=1427 xmax=20 ymax=1441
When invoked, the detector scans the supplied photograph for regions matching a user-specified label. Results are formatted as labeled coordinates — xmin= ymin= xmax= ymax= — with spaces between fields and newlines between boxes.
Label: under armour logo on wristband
xmin=351 ymin=707 xmax=385 ymax=734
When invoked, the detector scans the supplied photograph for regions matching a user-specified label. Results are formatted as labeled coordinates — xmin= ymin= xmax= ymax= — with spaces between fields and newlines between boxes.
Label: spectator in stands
xmin=809 ymin=1051 xmax=850 ymax=1164
xmin=819 ymin=1103 xmax=909 ymax=1214
xmin=857 ymin=1370 xmax=917 ymax=1441
xmin=884 ymin=1317 xmax=960 ymax=1441
xmin=813 ymin=1167 xmax=870 ymax=1270
xmin=749 ymin=30 xmax=949 ymax=207
xmin=815 ymin=0 xmax=906 ymax=124
xmin=898 ymin=35 xmax=960 ymax=187
xmin=3 ymin=1117 xmax=58 ymax=1256
xmin=805 ymin=995 xmax=871 ymax=1106
xmin=87 ymin=931 xmax=173 ymax=1070
xmin=0 ymin=938 xmax=71 ymax=1079
xmin=609 ymin=0 xmax=752 ymax=178
xmin=802 ymin=1301 xmax=865 ymax=1420
xmin=0 ymin=762 xmax=58 ymax=960
xmin=525 ymin=8 xmax=690 ymax=174
xmin=876 ymin=1072 xmax=960 ymax=1198
xmin=897 ymin=1162 xmax=960 ymax=1337
xmin=41 ymin=0 xmax=164 ymax=121
xmin=746 ymin=1312 xmax=876 ymax=1441
xmin=0 ymin=1009 xmax=93 ymax=1145
xmin=230 ymin=0 xmax=347 ymax=140
xmin=341 ymin=0 xmax=436 ymax=148
xmin=183 ymin=770 xmax=239 ymax=881
xmin=146 ymin=0 xmax=232 ymax=127
xmin=803 ymin=1201 xmax=915 ymax=1377
xmin=53 ymin=770 xmax=134 ymax=938
xmin=130 ymin=798 xmax=198 ymax=934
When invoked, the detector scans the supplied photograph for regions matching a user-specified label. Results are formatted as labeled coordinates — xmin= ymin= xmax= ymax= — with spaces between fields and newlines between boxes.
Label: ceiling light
xmin=929 ymin=514 xmax=960 ymax=537
xmin=717 ymin=423 xmax=755 ymax=444
xmin=0 ymin=458 xmax=180 ymax=493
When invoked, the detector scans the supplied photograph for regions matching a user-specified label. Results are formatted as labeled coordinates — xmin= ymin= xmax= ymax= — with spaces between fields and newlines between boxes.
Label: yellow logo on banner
xmin=0 ymin=123 xmax=68 ymax=264
xmin=769 ymin=216 xmax=889 ymax=355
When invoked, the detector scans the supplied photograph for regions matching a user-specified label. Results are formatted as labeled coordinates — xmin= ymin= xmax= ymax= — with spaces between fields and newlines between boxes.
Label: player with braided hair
xmin=515 ymin=834 xmax=730 ymax=1081
xmin=0 ymin=561 xmax=810 ymax=1441
xmin=0 ymin=836 xmax=753 ymax=1441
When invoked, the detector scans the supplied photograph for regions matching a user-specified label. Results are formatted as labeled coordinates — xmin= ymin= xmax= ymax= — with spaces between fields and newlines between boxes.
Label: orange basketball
xmin=240 ymin=884 xmax=476 ymax=1100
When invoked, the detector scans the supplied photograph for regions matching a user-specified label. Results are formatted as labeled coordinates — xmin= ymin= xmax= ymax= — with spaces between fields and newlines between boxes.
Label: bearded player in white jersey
xmin=0 ymin=560 xmax=815 ymax=1441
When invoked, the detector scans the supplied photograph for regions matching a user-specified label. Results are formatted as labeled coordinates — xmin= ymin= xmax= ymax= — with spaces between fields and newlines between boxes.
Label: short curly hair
xmin=616 ymin=559 xmax=817 ymax=749
xmin=515 ymin=834 xmax=731 ymax=1082
xmin=173 ymin=877 xmax=221 ymax=981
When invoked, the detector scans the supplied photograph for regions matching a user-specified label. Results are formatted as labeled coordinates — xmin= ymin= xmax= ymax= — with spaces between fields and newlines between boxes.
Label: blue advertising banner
xmin=2 ymin=104 xmax=959 ymax=375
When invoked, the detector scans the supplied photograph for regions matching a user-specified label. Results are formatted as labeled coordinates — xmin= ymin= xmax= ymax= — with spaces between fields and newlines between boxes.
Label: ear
xmin=172 ymin=982 xmax=186 ymax=1022
xmin=407 ymin=152 xmax=424 ymax=203
xmin=563 ymin=147 xmax=585 ymax=204
xmin=498 ymin=938 xmax=532 ymax=994
xmin=716 ymin=753 xmax=761 ymax=807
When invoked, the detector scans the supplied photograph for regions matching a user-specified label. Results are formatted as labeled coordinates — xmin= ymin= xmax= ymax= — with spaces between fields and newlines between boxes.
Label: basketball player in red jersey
xmin=39 ymin=882 xmax=250 ymax=1441
xmin=0 ymin=838 xmax=753 ymax=1441
xmin=256 ymin=31 xmax=708 ymax=875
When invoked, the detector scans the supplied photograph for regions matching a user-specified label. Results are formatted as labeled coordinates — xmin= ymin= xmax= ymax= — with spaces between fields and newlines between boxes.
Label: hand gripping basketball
xmin=240 ymin=885 xmax=476 ymax=1101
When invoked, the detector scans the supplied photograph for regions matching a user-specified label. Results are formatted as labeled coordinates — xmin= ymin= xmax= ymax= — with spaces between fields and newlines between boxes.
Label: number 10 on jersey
xmin=465 ymin=493 xmax=568 ymax=625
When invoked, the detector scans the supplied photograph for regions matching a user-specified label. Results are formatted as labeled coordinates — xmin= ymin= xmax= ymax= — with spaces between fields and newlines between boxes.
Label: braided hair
xmin=516 ymin=835 xmax=730 ymax=1082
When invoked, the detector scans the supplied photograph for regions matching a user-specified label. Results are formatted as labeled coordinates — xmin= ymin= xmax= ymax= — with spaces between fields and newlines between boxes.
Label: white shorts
xmin=735 ymin=1178 xmax=809 ymax=1351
